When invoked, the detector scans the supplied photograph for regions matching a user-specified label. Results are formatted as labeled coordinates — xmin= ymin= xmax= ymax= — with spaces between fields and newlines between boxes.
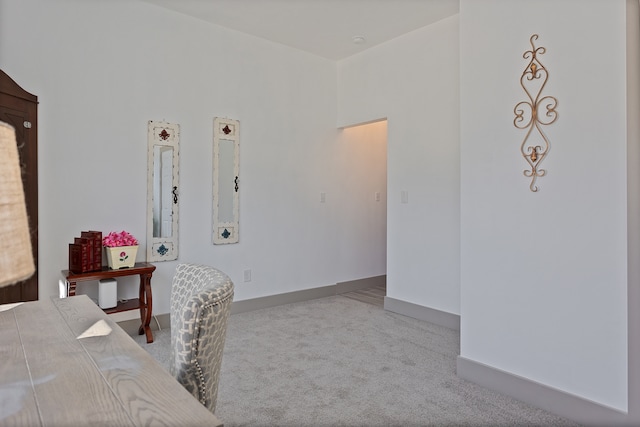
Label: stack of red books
xmin=69 ymin=230 xmax=102 ymax=273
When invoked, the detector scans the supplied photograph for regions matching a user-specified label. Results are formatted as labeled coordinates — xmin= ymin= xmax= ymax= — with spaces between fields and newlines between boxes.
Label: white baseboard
xmin=117 ymin=275 xmax=386 ymax=329
xmin=108 ymin=310 xmax=140 ymax=323
xmin=456 ymin=356 xmax=635 ymax=426
xmin=383 ymin=296 xmax=460 ymax=330
xmin=231 ymin=275 xmax=386 ymax=314
xmin=117 ymin=312 xmax=170 ymax=336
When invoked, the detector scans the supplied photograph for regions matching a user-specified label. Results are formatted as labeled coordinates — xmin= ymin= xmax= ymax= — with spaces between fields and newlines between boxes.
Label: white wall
xmin=460 ymin=0 xmax=628 ymax=411
xmin=626 ymin=0 xmax=640 ymax=420
xmin=3 ymin=0 xmax=630 ymax=416
xmin=0 ymin=0 xmax=386 ymax=315
xmin=338 ymin=16 xmax=461 ymax=315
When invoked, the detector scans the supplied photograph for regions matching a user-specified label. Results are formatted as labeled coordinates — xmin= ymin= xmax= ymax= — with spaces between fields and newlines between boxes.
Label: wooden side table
xmin=61 ymin=262 xmax=157 ymax=343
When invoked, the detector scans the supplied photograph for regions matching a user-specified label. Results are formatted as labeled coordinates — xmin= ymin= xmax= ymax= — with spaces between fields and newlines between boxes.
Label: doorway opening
xmin=339 ymin=119 xmax=388 ymax=306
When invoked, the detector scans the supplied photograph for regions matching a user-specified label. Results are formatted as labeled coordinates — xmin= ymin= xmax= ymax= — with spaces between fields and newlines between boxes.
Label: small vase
xmin=105 ymin=245 xmax=138 ymax=269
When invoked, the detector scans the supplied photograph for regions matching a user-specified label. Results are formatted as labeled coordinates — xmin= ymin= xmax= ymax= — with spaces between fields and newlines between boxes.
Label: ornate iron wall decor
xmin=513 ymin=34 xmax=558 ymax=192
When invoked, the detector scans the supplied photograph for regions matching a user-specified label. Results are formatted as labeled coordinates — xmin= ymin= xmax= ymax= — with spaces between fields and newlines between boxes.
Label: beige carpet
xmin=134 ymin=294 xmax=580 ymax=426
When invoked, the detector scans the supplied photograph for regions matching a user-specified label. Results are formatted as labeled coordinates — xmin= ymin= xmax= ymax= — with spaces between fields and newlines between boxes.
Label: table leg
xmin=68 ymin=281 xmax=77 ymax=297
xmin=138 ymin=272 xmax=154 ymax=343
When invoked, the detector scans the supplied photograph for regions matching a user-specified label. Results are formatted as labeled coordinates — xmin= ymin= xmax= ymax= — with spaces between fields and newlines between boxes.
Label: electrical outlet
xmin=320 ymin=192 xmax=326 ymax=203
xmin=243 ymin=269 xmax=252 ymax=282
xmin=375 ymin=192 xmax=381 ymax=202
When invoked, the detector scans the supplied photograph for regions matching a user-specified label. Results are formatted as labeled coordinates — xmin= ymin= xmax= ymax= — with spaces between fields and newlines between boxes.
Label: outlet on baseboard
xmin=243 ymin=269 xmax=252 ymax=282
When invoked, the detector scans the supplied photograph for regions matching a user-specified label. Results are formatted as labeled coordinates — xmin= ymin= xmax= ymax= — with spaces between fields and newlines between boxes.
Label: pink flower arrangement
xmin=102 ymin=230 xmax=138 ymax=248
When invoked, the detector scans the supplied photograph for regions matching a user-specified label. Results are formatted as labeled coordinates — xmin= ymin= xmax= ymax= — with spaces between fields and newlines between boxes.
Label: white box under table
xmin=98 ymin=278 xmax=117 ymax=309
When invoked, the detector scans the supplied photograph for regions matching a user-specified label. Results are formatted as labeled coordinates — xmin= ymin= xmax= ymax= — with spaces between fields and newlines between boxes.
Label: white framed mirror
xmin=147 ymin=120 xmax=179 ymax=261
xmin=213 ymin=117 xmax=239 ymax=244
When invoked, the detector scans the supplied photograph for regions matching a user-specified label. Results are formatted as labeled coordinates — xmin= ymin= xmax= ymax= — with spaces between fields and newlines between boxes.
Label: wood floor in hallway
xmin=340 ymin=285 xmax=386 ymax=307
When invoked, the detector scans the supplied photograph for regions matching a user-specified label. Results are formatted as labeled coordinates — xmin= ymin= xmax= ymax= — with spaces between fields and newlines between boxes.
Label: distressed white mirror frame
xmin=146 ymin=120 xmax=180 ymax=261
xmin=212 ymin=117 xmax=239 ymax=244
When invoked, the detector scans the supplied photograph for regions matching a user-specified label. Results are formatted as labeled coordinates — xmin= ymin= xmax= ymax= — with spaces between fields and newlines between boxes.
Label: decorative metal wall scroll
xmin=513 ymin=34 xmax=558 ymax=192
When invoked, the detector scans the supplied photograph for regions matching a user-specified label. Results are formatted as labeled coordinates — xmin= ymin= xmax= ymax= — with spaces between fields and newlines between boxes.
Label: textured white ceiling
xmin=139 ymin=0 xmax=459 ymax=60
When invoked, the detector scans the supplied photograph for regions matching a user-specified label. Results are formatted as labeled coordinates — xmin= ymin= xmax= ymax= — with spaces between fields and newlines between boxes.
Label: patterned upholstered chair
xmin=170 ymin=263 xmax=234 ymax=414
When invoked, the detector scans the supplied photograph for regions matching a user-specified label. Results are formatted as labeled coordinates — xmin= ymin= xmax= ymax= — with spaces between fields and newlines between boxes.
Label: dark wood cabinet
xmin=0 ymin=70 xmax=38 ymax=304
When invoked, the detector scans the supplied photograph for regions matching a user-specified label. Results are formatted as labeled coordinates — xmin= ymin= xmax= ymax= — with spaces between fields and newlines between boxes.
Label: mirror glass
xmin=147 ymin=121 xmax=179 ymax=261
xmin=153 ymin=145 xmax=173 ymax=238
xmin=217 ymin=140 xmax=235 ymax=223
xmin=213 ymin=117 xmax=239 ymax=244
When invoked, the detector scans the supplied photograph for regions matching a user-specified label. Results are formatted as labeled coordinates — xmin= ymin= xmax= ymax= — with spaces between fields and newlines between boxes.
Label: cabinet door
xmin=0 ymin=69 xmax=38 ymax=303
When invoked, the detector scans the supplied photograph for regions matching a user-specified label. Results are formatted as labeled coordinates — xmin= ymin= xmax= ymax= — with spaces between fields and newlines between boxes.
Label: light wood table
xmin=0 ymin=295 xmax=223 ymax=426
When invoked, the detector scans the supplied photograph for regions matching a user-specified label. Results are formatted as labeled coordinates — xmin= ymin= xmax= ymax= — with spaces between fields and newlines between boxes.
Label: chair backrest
xmin=170 ymin=263 xmax=234 ymax=413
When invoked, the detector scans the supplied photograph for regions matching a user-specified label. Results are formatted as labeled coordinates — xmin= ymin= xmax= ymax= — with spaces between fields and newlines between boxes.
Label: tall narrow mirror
xmin=147 ymin=121 xmax=179 ymax=261
xmin=213 ymin=117 xmax=239 ymax=244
